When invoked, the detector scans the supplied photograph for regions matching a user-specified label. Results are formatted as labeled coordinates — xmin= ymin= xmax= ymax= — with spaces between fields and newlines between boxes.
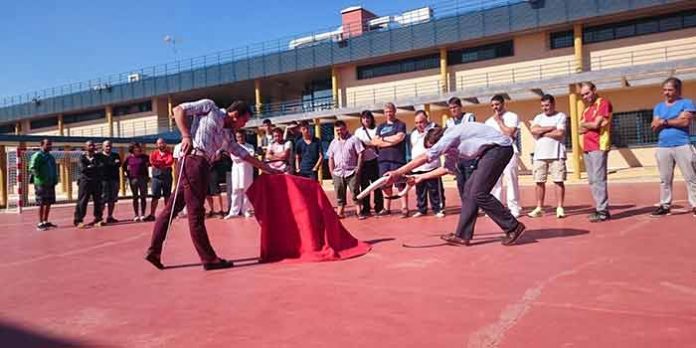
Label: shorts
xmin=35 ymin=185 xmax=56 ymax=205
xmin=378 ymin=161 xmax=406 ymax=190
xmin=533 ymin=159 xmax=567 ymax=183
xmin=208 ymin=170 xmax=221 ymax=196
xmin=101 ymin=180 xmax=120 ymax=203
xmin=151 ymin=175 xmax=172 ymax=199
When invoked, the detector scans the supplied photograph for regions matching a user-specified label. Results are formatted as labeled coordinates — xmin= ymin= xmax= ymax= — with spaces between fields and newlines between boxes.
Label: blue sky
xmin=0 ymin=0 xmax=430 ymax=98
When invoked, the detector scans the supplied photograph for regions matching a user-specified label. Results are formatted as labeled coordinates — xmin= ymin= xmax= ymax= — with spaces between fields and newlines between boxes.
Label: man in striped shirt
xmin=145 ymin=99 xmax=281 ymax=271
xmin=328 ymin=120 xmax=364 ymax=219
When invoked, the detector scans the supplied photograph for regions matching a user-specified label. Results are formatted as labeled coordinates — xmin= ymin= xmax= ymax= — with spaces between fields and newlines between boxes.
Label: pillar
xmin=439 ymin=47 xmax=448 ymax=93
xmin=14 ymin=122 xmax=20 ymax=135
xmin=167 ymin=95 xmax=174 ymax=132
xmin=314 ymin=119 xmax=323 ymax=183
xmin=573 ymin=24 xmax=583 ymax=73
xmin=568 ymin=84 xmax=582 ymax=179
xmin=254 ymin=80 xmax=262 ymax=115
xmin=106 ymin=105 xmax=114 ymax=137
xmin=64 ymin=146 xmax=73 ymax=201
xmin=0 ymin=145 xmax=6 ymax=208
xmin=57 ymin=114 xmax=64 ymax=136
xmin=119 ymin=147 xmax=126 ymax=195
xmin=331 ymin=67 xmax=340 ymax=108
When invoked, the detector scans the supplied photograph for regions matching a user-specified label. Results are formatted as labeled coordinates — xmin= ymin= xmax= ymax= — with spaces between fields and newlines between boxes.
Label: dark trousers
xmin=413 ymin=173 xmax=443 ymax=214
xmin=455 ymin=146 xmax=519 ymax=240
xmin=455 ymin=159 xmax=477 ymax=202
xmin=74 ymin=179 xmax=103 ymax=223
xmin=148 ymin=155 xmax=219 ymax=263
xmin=129 ymin=177 xmax=148 ymax=216
xmin=298 ymin=170 xmax=318 ymax=181
xmin=359 ymin=158 xmax=384 ymax=215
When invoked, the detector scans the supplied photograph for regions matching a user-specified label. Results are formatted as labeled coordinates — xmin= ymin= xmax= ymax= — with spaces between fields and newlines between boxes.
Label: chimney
xmin=341 ymin=6 xmax=377 ymax=38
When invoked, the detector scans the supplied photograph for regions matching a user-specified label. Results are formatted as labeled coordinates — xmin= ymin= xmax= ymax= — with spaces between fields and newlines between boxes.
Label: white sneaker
xmin=412 ymin=212 xmax=425 ymax=218
xmin=527 ymin=207 xmax=544 ymax=218
xmin=133 ymin=216 xmax=140 ymax=222
xmin=244 ymin=212 xmax=253 ymax=218
xmin=435 ymin=211 xmax=445 ymax=218
xmin=224 ymin=213 xmax=239 ymax=219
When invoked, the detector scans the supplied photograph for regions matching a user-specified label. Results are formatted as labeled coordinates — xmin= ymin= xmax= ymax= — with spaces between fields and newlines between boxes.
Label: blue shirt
xmin=295 ymin=137 xmax=322 ymax=172
xmin=654 ymin=98 xmax=695 ymax=147
xmin=376 ymin=119 xmax=407 ymax=164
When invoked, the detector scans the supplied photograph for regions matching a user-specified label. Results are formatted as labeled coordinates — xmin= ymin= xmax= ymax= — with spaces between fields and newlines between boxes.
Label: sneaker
xmin=357 ymin=214 xmax=368 ymax=220
xmin=106 ymin=217 xmax=119 ymax=224
xmin=412 ymin=212 xmax=425 ymax=218
xmin=143 ymin=215 xmax=156 ymax=222
xmin=76 ymin=222 xmax=86 ymax=229
xmin=93 ymin=220 xmax=104 ymax=227
xmin=556 ymin=207 xmax=566 ymax=219
xmin=693 ymin=208 xmax=696 ymax=218
xmin=588 ymin=211 xmax=610 ymax=223
xmin=376 ymin=209 xmax=390 ymax=217
xmin=133 ymin=216 xmax=141 ymax=222
xmin=650 ymin=205 xmax=671 ymax=217
xmin=244 ymin=212 xmax=253 ymax=218
xmin=435 ymin=211 xmax=445 ymax=218
xmin=223 ymin=213 xmax=237 ymax=220
xmin=36 ymin=222 xmax=47 ymax=231
xmin=527 ymin=207 xmax=544 ymax=218
xmin=44 ymin=222 xmax=58 ymax=228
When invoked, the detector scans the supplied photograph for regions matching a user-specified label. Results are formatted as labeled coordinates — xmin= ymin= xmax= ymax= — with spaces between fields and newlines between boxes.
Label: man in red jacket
xmin=145 ymin=138 xmax=174 ymax=221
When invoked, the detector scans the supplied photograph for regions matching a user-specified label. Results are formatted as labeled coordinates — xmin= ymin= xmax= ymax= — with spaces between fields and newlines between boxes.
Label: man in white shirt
xmin=410 ymin=110 xmax=444 ymax=218
xmin=446 ymin=97 xmax=477 ymax=199
xmin=484 ymin=94 xmax=521 ymax=218
xmin=528 ymin=95 xmax=568 ymax=218
xmin=354 ymin=110 xmax=384 ymax=219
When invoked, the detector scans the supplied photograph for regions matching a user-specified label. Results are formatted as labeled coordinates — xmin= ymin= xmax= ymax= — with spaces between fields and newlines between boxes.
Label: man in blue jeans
xmin=650 ymin=77 xmax=696 ymax=217
xmin=294 ymin=120 xmax=323 ymax=181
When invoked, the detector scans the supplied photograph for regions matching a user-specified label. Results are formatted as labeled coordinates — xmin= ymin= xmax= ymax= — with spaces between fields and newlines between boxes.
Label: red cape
xmin=246 ymin=174 xmax=371 ymax=263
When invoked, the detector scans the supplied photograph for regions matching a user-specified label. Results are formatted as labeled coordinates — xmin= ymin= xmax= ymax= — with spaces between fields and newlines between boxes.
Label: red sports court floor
xmin=0 ymin=181 xmax=695 ymax=348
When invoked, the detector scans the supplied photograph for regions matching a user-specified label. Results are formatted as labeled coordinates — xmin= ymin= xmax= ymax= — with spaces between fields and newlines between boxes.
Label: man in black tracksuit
xmin=74 ymin=140 xmax=105 ymax=228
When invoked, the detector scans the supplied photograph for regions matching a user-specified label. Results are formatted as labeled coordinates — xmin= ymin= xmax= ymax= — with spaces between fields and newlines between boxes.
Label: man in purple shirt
xmin=328 ymin=120 xmax=364 ymax=219
xmin=145 ymin=99 xmax=281 ymax=271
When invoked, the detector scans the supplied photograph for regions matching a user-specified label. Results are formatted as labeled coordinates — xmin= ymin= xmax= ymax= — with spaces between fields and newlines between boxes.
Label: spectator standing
xmin=266 ymin=128 xmax=292 ymax=173
xmin=354 ymin=111 xmax=384 ymax=218
xmin=122 ymin=142 xmax=150 ymax=221
xmin=98 ymin=140 xmax=122 ymax=223
xmin=30 ymin=139 xmax=58 ymax=231
xmin=225 ymin=130 xmax=256 ymax=218
xmin=74 ymin=140 xmax=104 ymax=228
xmin=410 ymin=111 xmax=444 ymax=218
xmin=328 ymin=120 xmax=364 ymax=219
xmin=446 ymin=97 xmax=477 ymax=199
xmin=146 ymin=138 xmax=174 ymax=221
xmin=295 ymin=121 xmax=324 ymax=181
xmin=372 ymin=102 xmax=409 ymax=218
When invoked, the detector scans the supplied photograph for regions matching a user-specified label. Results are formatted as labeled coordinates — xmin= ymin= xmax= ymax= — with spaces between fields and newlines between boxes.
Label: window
xmin=63 ymin=110 xmax=105 ymax=125
xmin=448 ymin=41 xmax=514 ymax=65
xmin=0 ymin=124 xmax=15 ymax=134
xmin=611 ymin=109 xmax=657 ymax=148
xmin=30 ymin=117 xmax=58 ymax=130
xmin=357 ymin=54 xmax=440 ymax=80
xmin=113 ymin=100 xmax=152 ymax=116
xmin=550 ymin=30 xmax=573 ymax=49
xmin=551 ymin=10 xmax=696 ymax=49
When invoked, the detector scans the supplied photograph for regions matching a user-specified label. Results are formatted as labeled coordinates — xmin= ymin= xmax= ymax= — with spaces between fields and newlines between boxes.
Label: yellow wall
xmin=116 ymin=113 xmax=159 ymax=137
xmin=340 ymin=66 xmax=441 ymax=108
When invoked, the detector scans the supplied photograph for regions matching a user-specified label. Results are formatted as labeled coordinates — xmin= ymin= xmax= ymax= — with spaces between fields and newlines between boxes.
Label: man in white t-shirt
xmin=410 ymin=110 xmax=444 ymax=218
xmin=484 ymin=94 xmax=521 ymax=217
xmin=528 ymin=95 xmax=568 ymax=219
xmin=265 ymin=127 xmax=292 ymax=173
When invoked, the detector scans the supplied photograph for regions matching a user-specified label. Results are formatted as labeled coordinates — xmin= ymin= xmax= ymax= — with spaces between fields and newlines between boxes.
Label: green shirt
xmin=29 ymin=151 xmax=58 ymax=186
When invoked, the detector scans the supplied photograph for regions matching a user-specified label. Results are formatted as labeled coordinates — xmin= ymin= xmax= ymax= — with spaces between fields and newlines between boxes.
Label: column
xmin=314 ymin=119 xmax=323 ymax=183
xmin=0 ymin=145 xmax=6 ymax=208
xmin=331 ymin=67 xmax=340 ymax=108
xmin=573 ymin=24 xmax=584 ymax=73
xmin=119 ymin=147 xmax=126 ymax=195
xmin=106 ymin=105 xmax=114 ymax=137
xmin=568 ymin=84 xmax=582 ymax=179
xmin=167 ymin=95 xmax=174 ymax=132
xmin=254 ymin=80 xmax=262 ymax=116
xmin=64 ymin=146 xmax=73 ymax=201
xmin=439 ymin=47 xmax=448 ymax=93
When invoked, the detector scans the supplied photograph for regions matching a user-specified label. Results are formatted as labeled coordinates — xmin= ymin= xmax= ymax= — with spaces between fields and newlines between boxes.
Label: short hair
xmin=128 ymin=142 xmax=141 ymax=154
xmin=334 ymin=120 xmax=347 ymax=128
xmin=540 ymin=94 xmax=555 ymax=103
xmin=491 ymin=94 xmax=506 ymax=104
xmin=414 ymin=110 xmax=428 ymax=118
xmin=580 ymin=81 xmax=596 ymax=91
xmin=424 ymin=127 xmax=446 ymax=148
xmin=262 ymin=118 xmax=272 ymax=125
xmin=155 ymin=137 xmax=165 ymax=144
xmin=226 ymin=100 xmax=253 ymax=117
xmin=662 ymin=77 xmax=682 ymax=92
xmin=448 ymin=97 xmax=462 ymax=107
xmin=299 ymin=120 xmax=310 ymax=129
xmin=271 ymin=127 xmax=283 ymax=135
xmin=384 ymin=102 xmax=396 ymax=111
xmin=360 ymin=110 xmax=376 ymax=129
xmin=40 ymin=138 xmax=51 ymax=146
xmin=235 ymin=129 xmax=246 ymax=137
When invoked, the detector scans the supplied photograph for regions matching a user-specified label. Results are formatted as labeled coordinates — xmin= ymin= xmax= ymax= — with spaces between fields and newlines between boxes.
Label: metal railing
xmin=591 ymin=41 xmax=696 ymax=70
xmin=253 ymin=96 xmax=335 ymax=118
xmin=347 ymin=80 xmax=443 ymax=108
xmin=0 ymin=0 xmax=524 ymax=108
xmin=457 ymin=59 xmax=577 ymax=89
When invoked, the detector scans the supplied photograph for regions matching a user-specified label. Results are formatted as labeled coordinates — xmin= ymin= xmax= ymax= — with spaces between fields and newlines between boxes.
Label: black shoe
xmin=588 ymin=211 xmax=610 ymax=223
xmin=502 ymin=222 xmax=527 ymax=246
xmin=36 ymin=222 xmax=47 ymax=231
xmin=650 ymin=205 xmax=671 ymax=217
xmin=440 ymin=233 xmax=470 ymax=246
xmin=44 ymin=222 xmax=58 ymax=228
xmin=693 ymin=208 xmax=696 ymax=218
xmin=106 ymin=217 xmax=119 ymax=224
xmin=203 ymin=258 xmax=234 ymax=271
xmin=145 ymin=253 xmax=164 ymax=270
xmin=143 ymin=215 xmax=156 ymax=222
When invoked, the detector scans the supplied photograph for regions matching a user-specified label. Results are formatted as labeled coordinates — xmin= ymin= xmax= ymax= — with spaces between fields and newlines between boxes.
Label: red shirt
xmin=149 ymin=149 xmax=174 ymax=169
xmin=582 ymin=98 xmax=613 ymax=152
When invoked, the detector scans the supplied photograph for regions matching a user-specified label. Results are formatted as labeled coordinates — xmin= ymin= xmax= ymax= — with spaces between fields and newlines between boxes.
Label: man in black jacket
xmin=98 ymin=140 xmax=122 ymax=224
xmin=74 ymin=140 xmax=105 ymax=228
